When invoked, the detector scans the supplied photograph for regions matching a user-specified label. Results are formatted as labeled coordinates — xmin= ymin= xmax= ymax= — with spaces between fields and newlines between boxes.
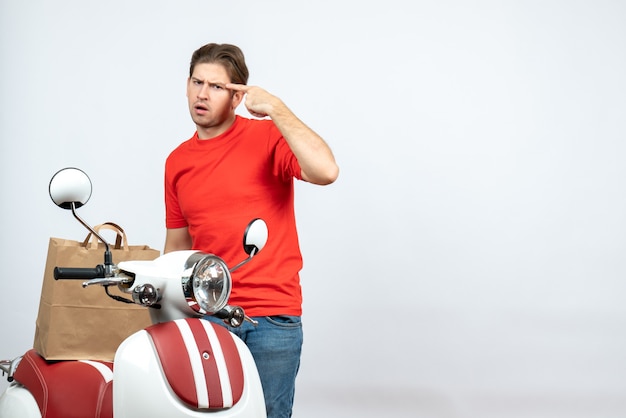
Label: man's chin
xmin=191 ymin=114 xmax=213 ymax=126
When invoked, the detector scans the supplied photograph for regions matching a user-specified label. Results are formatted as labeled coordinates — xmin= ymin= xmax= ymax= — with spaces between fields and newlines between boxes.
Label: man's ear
xmin=231 ymin=90 xmax=244 ymax=109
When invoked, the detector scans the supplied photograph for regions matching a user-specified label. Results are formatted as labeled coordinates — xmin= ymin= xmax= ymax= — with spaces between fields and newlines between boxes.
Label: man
xmin=164 ymin=43 xmax=339 ymax=417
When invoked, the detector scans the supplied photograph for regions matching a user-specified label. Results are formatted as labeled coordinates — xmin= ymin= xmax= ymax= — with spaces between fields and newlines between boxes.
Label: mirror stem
xmin=70 ymin=203 xmax=114 ymax=273
xmin=70 ymin=203 xmax=110 ymax=253
xmin=230 ymin=249 xmax=258 ymax=273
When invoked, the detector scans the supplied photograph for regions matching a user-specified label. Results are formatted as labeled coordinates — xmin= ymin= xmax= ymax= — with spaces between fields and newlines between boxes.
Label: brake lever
xmin=82 ymin=277 xmax=133 ymax=288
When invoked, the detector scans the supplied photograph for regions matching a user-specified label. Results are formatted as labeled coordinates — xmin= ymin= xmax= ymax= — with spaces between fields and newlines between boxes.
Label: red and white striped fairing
xmin=146 ymin=318 xmax=245 ymax=410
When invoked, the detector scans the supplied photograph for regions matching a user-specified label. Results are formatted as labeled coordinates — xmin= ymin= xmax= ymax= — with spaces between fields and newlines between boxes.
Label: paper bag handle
xmin=82 ymin=222 xmax=129 ymax=251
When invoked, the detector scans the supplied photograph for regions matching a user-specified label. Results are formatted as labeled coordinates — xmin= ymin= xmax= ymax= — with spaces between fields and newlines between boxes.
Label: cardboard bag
xmin=33 ymin=222 xmax=160 ymax=361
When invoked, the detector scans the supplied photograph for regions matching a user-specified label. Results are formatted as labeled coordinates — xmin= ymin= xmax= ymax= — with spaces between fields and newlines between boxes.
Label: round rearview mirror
xmin=243 ymin=219 xmax=268 ymax=255
xmin=49 ymin=167 xmax=92 ymax=210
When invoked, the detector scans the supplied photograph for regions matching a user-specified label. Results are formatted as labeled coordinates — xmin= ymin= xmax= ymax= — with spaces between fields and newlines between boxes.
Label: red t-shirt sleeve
xmin=164 ymin=143 xmax=190 ymax=230
xmin=269 ymin=125 xmax=302 ymax=182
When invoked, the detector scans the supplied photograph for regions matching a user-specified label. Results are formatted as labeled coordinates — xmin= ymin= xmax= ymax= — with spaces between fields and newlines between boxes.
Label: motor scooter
xmin=0 ymin=167 xmax=267 ymax=418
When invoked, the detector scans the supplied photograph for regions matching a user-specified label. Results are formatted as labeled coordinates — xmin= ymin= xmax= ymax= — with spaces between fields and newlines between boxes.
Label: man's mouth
xmin=194 ymin=102 xmax=209 ymax=114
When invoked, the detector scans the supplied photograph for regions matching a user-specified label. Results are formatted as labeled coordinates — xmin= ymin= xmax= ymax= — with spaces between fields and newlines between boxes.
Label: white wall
xmin=2 ymin=1 xmax=626 ymax=417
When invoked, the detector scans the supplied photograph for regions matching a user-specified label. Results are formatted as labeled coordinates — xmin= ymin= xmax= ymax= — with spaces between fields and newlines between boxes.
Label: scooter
xmin=0 ymin=167 xmax=268 ymax=418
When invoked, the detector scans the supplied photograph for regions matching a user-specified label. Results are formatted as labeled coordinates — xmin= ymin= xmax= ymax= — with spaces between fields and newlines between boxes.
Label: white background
xmin=2 ymin=1 xmax=626 ymax=417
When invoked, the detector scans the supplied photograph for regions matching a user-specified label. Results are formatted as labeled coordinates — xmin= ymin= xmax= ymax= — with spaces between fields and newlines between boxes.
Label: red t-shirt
xmin=165 ymin=116 xmax=304 ymax=316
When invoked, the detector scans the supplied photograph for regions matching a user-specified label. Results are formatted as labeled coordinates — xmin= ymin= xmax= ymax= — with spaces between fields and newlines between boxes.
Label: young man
xmin=164 ymin=43 xmax=339 ymax=417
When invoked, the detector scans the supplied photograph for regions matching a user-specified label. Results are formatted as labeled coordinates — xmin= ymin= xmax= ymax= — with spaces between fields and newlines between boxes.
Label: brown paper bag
xmin=33 ymin=222 xmax=160 ymax=361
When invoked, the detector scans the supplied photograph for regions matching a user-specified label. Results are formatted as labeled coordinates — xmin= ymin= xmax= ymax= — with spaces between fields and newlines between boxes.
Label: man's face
xmin=186 ymin=62 xmax=242 ymax=138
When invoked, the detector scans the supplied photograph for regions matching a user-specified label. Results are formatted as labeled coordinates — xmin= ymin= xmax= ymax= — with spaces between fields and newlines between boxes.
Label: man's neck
xmin=197 ymin=115 xmax=237 ymax=140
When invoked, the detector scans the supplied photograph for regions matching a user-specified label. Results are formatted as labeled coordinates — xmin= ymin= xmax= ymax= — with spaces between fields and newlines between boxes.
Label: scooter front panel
xmin=146 ymin=318 xmax=244 ymax=410
xmin=113 ymin=326 xmax=266 ymax=417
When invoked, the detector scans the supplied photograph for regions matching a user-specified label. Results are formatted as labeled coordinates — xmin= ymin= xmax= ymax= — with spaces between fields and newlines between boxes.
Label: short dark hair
xmin=189 ymin=43 xmax=249 ymax=85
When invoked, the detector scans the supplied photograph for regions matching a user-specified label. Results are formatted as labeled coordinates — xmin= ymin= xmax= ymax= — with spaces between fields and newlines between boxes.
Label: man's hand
xmin=226 ymin=83 xmax=280 ymax=119
xmin=227 ymin=83 xmax=339 ymax=185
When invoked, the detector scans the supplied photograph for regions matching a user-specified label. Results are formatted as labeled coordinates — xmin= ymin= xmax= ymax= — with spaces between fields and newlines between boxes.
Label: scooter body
xmin=0 ymin=381 xmax=39 ymax=417
xmin=0 ymin=318 xmax=265 ymax=418
xmin=0 ymin=168 xmax=269 ymax=417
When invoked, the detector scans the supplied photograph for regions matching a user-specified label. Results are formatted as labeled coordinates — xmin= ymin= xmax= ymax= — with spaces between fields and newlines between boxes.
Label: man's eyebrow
xmin=191 ymin=77 xmax=229 ymax=87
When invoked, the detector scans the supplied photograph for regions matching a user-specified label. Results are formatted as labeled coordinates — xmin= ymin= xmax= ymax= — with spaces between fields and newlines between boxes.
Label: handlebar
xmin=54 ymin=265 xmax=106 ymax=280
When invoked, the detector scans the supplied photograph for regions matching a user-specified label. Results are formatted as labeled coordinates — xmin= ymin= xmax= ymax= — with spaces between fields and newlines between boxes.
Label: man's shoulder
xmin=166 ymin=135 xmax=195 ymax=161
xmin=234 ymin=115 xmax=279 ymax=138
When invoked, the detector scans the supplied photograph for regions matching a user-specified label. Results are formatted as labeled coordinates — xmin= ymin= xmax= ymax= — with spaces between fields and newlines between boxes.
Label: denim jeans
xmin=204 ymin=315 xmax=303 ymax=418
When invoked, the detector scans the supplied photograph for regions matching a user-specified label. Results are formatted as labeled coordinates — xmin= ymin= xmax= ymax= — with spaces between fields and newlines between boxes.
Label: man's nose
xmin=197 ymin=82 xmax=210 ymax=99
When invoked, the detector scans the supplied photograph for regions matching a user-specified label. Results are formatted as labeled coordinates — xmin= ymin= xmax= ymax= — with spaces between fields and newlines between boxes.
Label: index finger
xmin=225 ymin=83 xmax=249 ymax=92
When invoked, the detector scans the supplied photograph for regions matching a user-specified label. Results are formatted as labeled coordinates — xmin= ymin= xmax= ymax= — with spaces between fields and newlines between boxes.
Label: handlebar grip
xmin=54 ymin=265 xmax=106 ymax=280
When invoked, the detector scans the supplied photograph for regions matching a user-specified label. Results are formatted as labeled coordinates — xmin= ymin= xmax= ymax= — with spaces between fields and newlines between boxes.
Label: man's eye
xmin=210 ymin=84 xmax=224 ymax=90
xmin=193 ymin=80 xmax=203 ymax=86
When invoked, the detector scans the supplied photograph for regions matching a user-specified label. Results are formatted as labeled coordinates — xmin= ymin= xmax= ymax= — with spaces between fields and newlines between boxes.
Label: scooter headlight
xmin=182 ymin=253 xmax=232 ymax=315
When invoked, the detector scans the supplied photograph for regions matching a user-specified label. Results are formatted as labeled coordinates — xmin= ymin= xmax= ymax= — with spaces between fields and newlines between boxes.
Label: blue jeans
xmin=204 ymin=315 xmax=303 ymax=418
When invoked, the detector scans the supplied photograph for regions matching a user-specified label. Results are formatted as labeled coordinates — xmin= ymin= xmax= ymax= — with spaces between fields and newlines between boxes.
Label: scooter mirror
xmin=49 ymin=167 xmax=92 ymax=210
xmin=243 ymin=218 xmax=268 ymax=255
xmin=48 ymin=167 xmax=112 ymax=263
